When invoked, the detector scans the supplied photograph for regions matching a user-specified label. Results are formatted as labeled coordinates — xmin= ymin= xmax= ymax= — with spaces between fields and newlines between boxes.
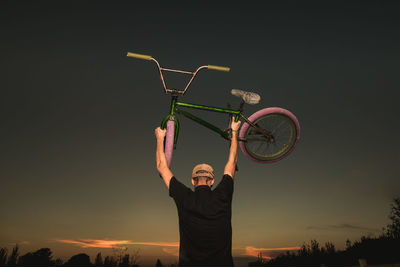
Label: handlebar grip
xmin=207 ymin=65 xmax=230 ymax=72
xmin=126 ymin=52 xmax=152 ymax=61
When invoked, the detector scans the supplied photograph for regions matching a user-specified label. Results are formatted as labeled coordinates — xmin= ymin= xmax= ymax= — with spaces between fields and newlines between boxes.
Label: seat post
xmin=239 ymin=99 xmax=245 ymax=112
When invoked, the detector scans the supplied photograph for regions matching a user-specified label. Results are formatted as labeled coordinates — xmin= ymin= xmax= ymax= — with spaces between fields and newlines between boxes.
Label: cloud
xmin=57 ymin=239 xmax=301 ymax=260
xmin=329 ymin=224 xmax=379 ymax=231
xmin=57 ymin=239 xmax=179 ymax=249
xmin=57 ymin=239 xmax=180 ymax=258
xmin=306 ymin=223 xmax=379 ymax=232
xmin=244 ymin=246 xmax=301 ymax=260
xmin=162 ymin=247 xmax=179 ymax=257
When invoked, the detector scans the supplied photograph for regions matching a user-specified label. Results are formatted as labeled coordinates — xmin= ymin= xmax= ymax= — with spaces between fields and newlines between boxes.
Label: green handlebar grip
xmin=126 ymin=52 xmax=152 ymax=60
xmin=207 ymin=65 xmax=230 ymax=72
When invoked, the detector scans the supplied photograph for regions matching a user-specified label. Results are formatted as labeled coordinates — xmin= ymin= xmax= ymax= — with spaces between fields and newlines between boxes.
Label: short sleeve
xmin=213 ymin=174 xmax=234 ymax=202
xmin=169 ymin=177 xmax=191 ymax=205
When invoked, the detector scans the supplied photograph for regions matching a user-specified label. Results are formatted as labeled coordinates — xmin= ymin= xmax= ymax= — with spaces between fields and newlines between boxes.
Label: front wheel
xmin=164 ymin=119 xmax=175 ymax=167
xmin=239 ymin=107 xmax=300 ymax=163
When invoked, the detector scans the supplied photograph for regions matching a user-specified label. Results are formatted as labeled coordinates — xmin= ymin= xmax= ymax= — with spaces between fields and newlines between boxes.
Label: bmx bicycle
xmin=127 ymin=52 xmax=300 ymax=166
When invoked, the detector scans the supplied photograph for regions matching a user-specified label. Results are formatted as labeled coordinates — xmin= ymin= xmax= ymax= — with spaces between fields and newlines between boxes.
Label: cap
xmin=192 ymin=163 xmax=214 ymax=179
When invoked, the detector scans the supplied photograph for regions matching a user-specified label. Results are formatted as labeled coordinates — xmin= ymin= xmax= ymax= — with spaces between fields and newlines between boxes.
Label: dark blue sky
xmin=1 ymin=1 xmax=400 ymax=265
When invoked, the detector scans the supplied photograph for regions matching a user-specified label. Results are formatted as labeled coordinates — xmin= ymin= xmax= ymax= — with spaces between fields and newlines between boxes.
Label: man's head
xmin=191 ymin=163 xmax=215 ymax=188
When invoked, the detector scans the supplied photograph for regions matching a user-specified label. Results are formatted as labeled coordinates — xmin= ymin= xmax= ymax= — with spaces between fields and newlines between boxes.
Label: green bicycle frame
xmin=160 ymin=96 xmax=253 ymax=148
xmin=126 ymin=52 xmax=276 ymax=151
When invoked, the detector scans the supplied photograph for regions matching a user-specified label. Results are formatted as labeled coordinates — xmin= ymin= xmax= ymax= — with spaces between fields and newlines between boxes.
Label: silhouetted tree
xmin=324 ymin=242 xmax=335 ymax=255
xmin=117 ymin=254 xmax=129 ymax=267
xmin=310 ymin=240 xmax=320 ymax=255
xmin=65 ymin=253 xmax=91 ymax=267
xmin=104 ymin=256 xmax=117 ymax=267
xmin=18 ymin=252 xmax=33 ymax=267
xmin=0 ymin=248 xmax=7 ymax=267
xmin=385 ymin=197 xmax=400 ymax=239
xmin=130 ymin=249 xmax=140 ymax=267
xmin=345 ymin=239 xmax=351 ymax=249
xmin=95 ymin=252 xmax=103 ymax=267
xmin=111 ymin=247 xmax=128 ymax=267
xmin=19 ymin=248 xmax=53 ymax=267
xmin=155 ymin=259 xmax=164 ymax=267
xmin=7 ymin=245 xmax=19 ymax=266
xmin=54 ymin=258 xmax=63 ymax=266
xmin=248 ymin=252 xmax=269 ymax=267
xmin=298 ymin=242 xmax=310 ymax=257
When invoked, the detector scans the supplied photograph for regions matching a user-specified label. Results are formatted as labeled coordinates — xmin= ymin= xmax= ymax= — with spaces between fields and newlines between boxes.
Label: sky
xmin=1 ymin=1 xmax=400 ymax=266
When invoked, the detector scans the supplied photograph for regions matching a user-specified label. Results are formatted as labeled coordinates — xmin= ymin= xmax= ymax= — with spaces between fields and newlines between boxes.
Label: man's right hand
xmin=155 ymin=126 xmax=173 ymax=189
xmin=155 ymin=127 xmax=166 ymax=140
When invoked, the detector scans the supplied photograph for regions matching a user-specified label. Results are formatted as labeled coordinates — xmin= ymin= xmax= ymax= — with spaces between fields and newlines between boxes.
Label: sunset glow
xmin=162 ymin=247 xmax=179 ymax=257
xmin=244 ymin=246 xmax=301 ymax=259
xmin=57 ymin=239 xmax=302 ymax=260
xmin=57 ymin=239 xmax=179 ymax=249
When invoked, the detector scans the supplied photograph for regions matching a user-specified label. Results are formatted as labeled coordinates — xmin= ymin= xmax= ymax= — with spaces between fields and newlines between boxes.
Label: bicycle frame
xmin=126 ymin=52 xmax=272 ymax=146
xmin=160 ymin=95 xmax=256 ymax=148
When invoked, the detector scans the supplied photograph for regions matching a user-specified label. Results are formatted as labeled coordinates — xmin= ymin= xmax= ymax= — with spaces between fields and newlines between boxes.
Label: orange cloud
xmin=57 ymin=239 xmax=300 ymax=260
xmin=57 ymin=239 xmax=180 ymax=258
xmin=57 ymin=239 xmax=178 ymax=249
xmin=57 ymin=239 xmax=130 ymax=248
xmin=244 ymin=246 xmax=301 ymax=260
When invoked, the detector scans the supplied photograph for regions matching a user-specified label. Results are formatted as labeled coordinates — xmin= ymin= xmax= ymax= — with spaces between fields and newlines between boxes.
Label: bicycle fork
xmin=161 ymin=96 xmax=180 ymax=149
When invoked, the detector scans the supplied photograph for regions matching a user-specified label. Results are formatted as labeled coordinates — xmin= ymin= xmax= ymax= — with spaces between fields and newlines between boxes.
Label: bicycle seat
xmin=231 ymin=89 xmax=261 ymax=105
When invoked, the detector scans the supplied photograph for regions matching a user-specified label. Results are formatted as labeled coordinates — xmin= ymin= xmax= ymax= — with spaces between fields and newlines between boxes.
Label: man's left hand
xmin=231 ymin=117 xmax=241 ymax=132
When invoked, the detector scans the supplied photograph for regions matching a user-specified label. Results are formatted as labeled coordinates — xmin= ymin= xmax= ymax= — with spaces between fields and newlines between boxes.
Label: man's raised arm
xmin=224 ymin=117 xmax=241 ymax=179
xmin=155 ymin=127 xmax=174 ymax=189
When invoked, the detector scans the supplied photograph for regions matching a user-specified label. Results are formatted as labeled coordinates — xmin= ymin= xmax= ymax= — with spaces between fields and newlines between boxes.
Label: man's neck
xmin=195 ymin=181 xmax=211 ymax=188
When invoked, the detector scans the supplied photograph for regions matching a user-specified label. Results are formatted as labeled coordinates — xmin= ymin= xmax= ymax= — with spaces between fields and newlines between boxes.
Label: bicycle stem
xmin=151 ymin=57 xmax=209 ymax=95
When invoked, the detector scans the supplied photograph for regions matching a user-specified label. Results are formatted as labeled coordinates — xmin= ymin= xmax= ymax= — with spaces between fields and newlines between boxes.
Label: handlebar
xmin=127 ymin=51 xmax=230 ymax=95
xmin=126 ymin=52 xmax=230 ymax=72
xmin=126 ymin=52 xmax=152 ymax=61
xmin=207 ymin=65 xmax=230 ymax=72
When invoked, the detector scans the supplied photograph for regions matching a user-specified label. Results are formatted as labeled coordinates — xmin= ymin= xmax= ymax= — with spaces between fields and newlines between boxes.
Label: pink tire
xmin=165 ymin=119 xmax=175 ymax=167
xmin=239 ymin=107 xmax=300 ymax=163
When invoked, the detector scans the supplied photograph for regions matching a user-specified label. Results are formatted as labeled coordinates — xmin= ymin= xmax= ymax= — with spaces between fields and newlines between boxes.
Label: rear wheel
xmin=239 ymin=107 xmax=300 ymax=163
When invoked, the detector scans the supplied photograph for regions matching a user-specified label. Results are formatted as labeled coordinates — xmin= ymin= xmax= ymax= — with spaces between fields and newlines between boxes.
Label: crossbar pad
xmin=231 ymin=89 xmax=261 ymax=105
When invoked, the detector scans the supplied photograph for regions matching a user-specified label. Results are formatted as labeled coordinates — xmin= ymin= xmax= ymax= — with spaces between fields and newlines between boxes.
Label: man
xmin=155 ymin=117 xmax=241 ymax=267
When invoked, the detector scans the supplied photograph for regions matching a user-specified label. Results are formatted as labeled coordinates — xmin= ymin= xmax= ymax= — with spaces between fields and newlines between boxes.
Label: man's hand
xmin=155 ymin=126 xmax=173 ymax=189
xmin=230 ymin=117 xmax=241 ymax=132
xmin=155 ymin=127 xmax=166 ymax=140
xmin=225 ymin=117 xmax=241 ymax=179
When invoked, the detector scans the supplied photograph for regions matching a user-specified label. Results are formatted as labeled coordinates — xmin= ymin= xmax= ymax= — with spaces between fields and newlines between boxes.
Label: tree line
xmin=0 ymin=246 xmax=174 ymax=267
xmin=249 ymin=197 xmax=400 ymax=267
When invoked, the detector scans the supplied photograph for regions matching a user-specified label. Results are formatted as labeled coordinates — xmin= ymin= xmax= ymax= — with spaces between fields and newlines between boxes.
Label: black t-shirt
xmin=169 ymin=174 xmax=234 ymax=267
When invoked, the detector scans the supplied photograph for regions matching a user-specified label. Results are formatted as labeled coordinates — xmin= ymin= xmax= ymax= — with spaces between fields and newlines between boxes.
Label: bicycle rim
xmin=243 ymin=113 xmax=298 ymax=162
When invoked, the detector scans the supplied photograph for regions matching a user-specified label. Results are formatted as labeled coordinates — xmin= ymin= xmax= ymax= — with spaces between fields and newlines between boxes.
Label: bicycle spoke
xmin=244 ymin=113 xmax=297 ymax=161
xmin=271 ymin=120 xmax=286 ymax=135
